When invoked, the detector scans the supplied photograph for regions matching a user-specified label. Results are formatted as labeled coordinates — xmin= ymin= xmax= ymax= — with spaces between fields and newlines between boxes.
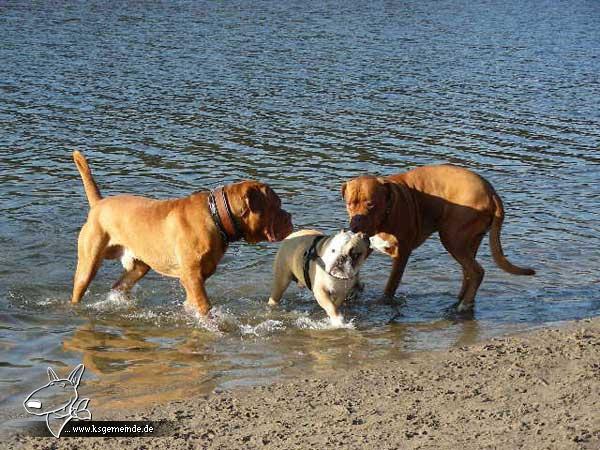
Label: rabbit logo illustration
xmin=23 ymin=364 xmax=92 ymax=437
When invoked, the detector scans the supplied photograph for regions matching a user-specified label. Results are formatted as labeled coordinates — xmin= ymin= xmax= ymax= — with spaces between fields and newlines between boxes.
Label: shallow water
xmin=1 ymin=0 xmax=599 ymax=422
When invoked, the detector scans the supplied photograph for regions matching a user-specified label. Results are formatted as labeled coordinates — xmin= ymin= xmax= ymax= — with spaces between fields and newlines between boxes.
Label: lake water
xmin=1 ymin=0 xmax=599 ymax=424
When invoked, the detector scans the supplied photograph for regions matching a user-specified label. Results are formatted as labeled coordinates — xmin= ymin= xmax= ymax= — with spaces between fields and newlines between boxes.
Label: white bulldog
xmin=268 ymin=229 xmax=370 ymax=325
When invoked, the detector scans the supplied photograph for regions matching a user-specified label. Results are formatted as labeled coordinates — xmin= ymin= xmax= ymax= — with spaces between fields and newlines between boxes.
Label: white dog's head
xmin=321 ymin=230 xmax=370 ymax=280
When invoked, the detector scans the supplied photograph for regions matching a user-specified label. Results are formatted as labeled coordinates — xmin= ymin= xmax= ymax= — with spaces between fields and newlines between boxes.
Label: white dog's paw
xmin=268 ymin=297 xmax=278 ymax=307
xmin=369 ymin=235 xmax=391 ymax=254
xmin=329 ymin=315 xmax=345 ymax=328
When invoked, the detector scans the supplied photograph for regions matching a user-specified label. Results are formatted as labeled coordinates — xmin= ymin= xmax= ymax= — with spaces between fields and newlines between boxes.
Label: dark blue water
xmin=1 ymin=0 xmax=599 ymax=421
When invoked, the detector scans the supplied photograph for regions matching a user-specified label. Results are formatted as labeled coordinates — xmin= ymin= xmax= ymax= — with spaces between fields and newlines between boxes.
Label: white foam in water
xmin=240 ymin=319 xmax=285 ymax=337
xmin=295 ymin=315 xmax=356 ymax=330
xmin=37 ymin=297 xmax=59 ymax=307
xmin=83 ymin=291 xmax=356 ymax=335
xmin=184 ymin=303 xmax=220 ymax=333
xmin=87 ymin=290 xmax=137 ymax=311
xmin=182 ymin=304 xmax=243 ymax=335
xmin=210 ymin=306 xmax=242 ymax=326
xmin=123 ymin=310 xmax=159 ymax=321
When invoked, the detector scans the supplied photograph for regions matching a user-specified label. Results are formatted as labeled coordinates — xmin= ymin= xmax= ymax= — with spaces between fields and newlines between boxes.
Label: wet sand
xmin=10 ymin=317 xmax=600 ymax=449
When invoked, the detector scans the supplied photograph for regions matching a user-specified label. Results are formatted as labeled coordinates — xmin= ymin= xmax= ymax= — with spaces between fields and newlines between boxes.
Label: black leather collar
xmin=208 ymin=188 xmax=242 ymax=246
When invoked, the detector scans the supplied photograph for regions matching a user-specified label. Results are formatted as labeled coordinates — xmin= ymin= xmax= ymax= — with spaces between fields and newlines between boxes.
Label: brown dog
xmin=342 ymin=164 xmax=535 ymax=311
xmin=71 ymin=151 xmax=293 ymax=315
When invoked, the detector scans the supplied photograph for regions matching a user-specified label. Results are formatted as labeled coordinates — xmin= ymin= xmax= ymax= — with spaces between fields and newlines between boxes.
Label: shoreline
xmin=9 ymin=316 xmax=600 ymax=449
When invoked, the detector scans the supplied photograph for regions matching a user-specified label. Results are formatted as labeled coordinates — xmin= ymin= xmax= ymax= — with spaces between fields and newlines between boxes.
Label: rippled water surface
xmin=1 ymin=0 xmax=599 ymax=422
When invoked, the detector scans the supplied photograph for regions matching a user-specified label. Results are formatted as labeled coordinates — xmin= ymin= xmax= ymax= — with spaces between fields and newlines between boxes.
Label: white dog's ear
xmin=47 ymin=367 xmax=59 ymax=382
xmin=68 ymin=364 xmax=85 ymax=387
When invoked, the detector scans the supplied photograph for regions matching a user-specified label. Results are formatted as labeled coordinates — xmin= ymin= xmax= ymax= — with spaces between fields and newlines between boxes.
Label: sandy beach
xmin=8 ymin=316 xmax=599 ymax=450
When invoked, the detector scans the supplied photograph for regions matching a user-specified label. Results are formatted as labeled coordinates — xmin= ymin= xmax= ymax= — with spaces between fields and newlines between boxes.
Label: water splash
xmin=295 ymin=315 xmax=356 ymax=330
xmin=85 ymin=290 xmax=137 ymax=312
xmin=240 ymin=319 xmax=285 ymax=337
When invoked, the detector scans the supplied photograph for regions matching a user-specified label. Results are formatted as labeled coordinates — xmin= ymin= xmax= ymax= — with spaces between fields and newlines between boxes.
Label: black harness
xmin=302 ymin=235 xmax=326 ymax=291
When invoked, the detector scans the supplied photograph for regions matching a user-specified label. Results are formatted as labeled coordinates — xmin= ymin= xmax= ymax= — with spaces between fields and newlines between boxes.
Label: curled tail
xmin=72 ymin=151 xmax=101 ymax=207
xmin=489 ymin=193 xmax=535 ymax=275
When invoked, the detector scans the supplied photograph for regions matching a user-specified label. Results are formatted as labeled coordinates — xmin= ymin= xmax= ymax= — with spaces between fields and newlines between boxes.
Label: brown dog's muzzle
xmin=280 ymin=210 xmax=293 ymax=239
xmin=349 ymin=214 xmax=369 ymax=234
xmin=268 ymin=210 xmax=293 ymax=242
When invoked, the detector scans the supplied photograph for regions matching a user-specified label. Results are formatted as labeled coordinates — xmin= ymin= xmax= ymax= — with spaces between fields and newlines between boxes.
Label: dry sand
xmin=9 ymin=317 xmax=600 ymax=449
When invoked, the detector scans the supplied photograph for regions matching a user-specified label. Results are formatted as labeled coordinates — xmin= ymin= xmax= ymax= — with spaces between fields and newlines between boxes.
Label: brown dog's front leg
xmin=384 ymin=250 xmax=411 ymax=298
xmin=181 ymin=273 xmax=211 ymax=316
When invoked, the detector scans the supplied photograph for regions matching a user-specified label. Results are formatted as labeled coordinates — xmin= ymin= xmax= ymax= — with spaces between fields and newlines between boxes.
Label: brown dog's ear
xmin=378 ymin=178 xmax=401 ymax=214
xmin=341 ymin=182 xmax=347 ymax=200
xmin=243 ymin=187 xmax=264 ymax=216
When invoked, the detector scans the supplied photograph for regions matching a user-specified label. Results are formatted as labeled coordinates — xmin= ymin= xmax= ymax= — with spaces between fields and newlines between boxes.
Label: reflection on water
xmin=62 ymin=323 xmax=220 ymax=411
xmin=59 ymin=302 xmax=488 ymax=413
xmin=1 ymin=0 xmax=599 ymax=422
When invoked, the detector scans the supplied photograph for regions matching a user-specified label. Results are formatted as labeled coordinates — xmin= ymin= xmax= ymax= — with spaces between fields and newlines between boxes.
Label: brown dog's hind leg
xmin=71 ymin=224 xmax=108 ymax=304
xmin=383 ymin=249 xmax=411 ymax=298
xmin=440 ymin=229 xmax=485 ymax=311
xmin=112 ymin=260 xmax=150 ymax=292
xmin=456 ymin=232 xmax=485 ymax=301
xmin=457 ymin=267 xmax=468 ymax=301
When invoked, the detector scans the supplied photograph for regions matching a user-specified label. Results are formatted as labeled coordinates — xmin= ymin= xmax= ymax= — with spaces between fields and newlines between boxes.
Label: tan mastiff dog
xmin=342 ymin=164 xmax=535 ymax=311
xmin=71 ymin=151 xmax=293 ymax=315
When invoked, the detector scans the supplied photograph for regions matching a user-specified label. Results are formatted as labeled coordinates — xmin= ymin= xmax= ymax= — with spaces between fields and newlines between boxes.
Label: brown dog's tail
xmin=72 ymin=151 xmax=102 ymax=207
xmin=489 ymin=193 xmax=535 ymax=275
